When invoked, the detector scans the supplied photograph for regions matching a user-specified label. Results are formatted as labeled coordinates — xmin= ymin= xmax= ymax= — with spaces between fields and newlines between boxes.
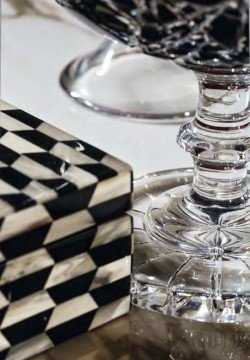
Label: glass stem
xmin=178 ymin=71 xmax=250 ymax=204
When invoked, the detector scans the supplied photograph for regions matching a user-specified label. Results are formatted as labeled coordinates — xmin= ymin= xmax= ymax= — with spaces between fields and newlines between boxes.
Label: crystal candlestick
xmin=56 ymin=2 xmax=250 ymax=318
xmin=145 ymin=70 xmax=250 ymax=254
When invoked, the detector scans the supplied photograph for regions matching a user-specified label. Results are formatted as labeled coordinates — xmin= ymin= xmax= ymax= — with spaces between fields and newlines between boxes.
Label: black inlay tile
xmin=62 ymin=140 xmax=106 ymax=161
xmin=46 ymin=226 xmax=96 ymax=262
xmin=89 ymin=235 xmax=131 ymax=267
xmin=0 ymin=128 xmax=8 ymax=139
xmin=38 ymin=179 xmax=77 ymax=196
xmin=0 ymin=218 xmax=4 ymax=232
xmin=0 ymin=306 xmax=8 ymax=325
xmin=1 ymin=224 xmax=51 ymax=260
xmin=1 ymin=267 xmax=53 ymax=302
xmin=0 ymin=167 xmax=31 ymax=190
xmin=13 ymin=130 xmax=57 ymax=151
xmin=3 ymin=110 xmax=43 ymax=129
xmin=44 ymin=184 xmax=96 ymax=220
xmin=0 ymin=349 xmax=9 ymax=360
xmin=48 ymin=270 xmax=97 ymax=304
xmin=89 ymin=193 xmax=131 ymax=224
xmin=90 ymin=276 xmax=130 ymax=307
xmin=25 ymin=153 xmax=70 ymax=175
xmin=47 ymin=310 xmax=96 ymax=345
xmin=0 ymin=144 xmax=19 ymax=165
xmin=79 ymin=164 xmax=117 ymax=181
xmin=0 ymin=265 xmax=4 ymax=279
xmin=0 ymin=194 xmax=35 ymax=211
xmin=2 ymin=309 xmax=53 ymax=346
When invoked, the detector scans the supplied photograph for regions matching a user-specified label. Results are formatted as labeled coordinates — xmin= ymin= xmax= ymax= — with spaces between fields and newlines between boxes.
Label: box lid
xmin=0 ymin=101 xmax=132 ymax=260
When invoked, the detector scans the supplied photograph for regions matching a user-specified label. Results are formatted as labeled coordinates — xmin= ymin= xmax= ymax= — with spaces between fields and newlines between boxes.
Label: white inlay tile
xmin=1 ymin=100 xmax=16 ymax=111
xmin=0 ymin=199 xmax=15 ymax=219
xmin=89 ymin=172 xmax=131 ymax=207
xmin=0 ymin=205 xmax=52 ymax=242
xmin=23 ymin=180 xmax=57 ymax=203
xmin=63 ymin=165 xmax=98 ymax=189
xmin=12 ymin=156 xmax=59 ymax=180
xmin=7 ymin=334 xmax=54 ymax=360
xmin=44 ymin=209 xmax=95 ymax=244
xmin=37 ymin=122 xmax=76 ymax=141
xmin=0 ymin=291 xmax=9 ymax=310
xmin=0 ymin=251 xmax=6 ymax=263
xmin=46 ymin=293 xmax=98 ymax=330
xmin=0 ymin=180 xmax=20 ymax=195
xmin=0 ymin=332 xmax=10 ymax=351
xmin=50 ymin=142 xmax=98 ymax=165
xmin=0 ymin=112 xmax=32 ymax=131
xmin=0 ymin=161 xmax=8 ymax=168
xmin=1 ymin=291 xmax=55 ymax=329
xmin=101 ymin=154 xmax=132 ymax=173
xmin=0 ymin=249 xmax=55 ymax=285
xmin=91 ymin=215 xmax=131 ymax=249
xmin=89 ymin=296 xmax=130 ymax=331
xmin=1 ymin=132 xmax=45 ymax=154
xmin=90 ymin=257 xmax=131 ymax=291
xmin=45 ymin=253 xmax=97 ymax=289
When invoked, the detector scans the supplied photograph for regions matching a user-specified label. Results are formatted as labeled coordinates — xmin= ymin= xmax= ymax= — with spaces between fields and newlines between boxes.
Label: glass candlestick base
xmin=60 ymin=40 xmax=197 ymax=121
xmin=143 ymin=70 xmax=250 ymax=255
xmin=145 ymin=185 xmax=250 ymax=255
xmin=132 ymin=252 xmax=250 ymax=323
xmin=131 ymin=169 xmax=250 ymax=324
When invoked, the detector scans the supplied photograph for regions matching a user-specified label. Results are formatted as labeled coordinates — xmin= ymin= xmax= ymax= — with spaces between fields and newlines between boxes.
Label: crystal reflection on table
xmin=130 ymin=305 xmax=250 ymax=360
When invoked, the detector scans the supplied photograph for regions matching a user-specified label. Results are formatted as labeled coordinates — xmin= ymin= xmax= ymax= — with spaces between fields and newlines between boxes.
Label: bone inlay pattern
xmin=0 ymin=101 xmax=133 ymax=259
xmin=0 ymin=101 xmax=133 ymax=360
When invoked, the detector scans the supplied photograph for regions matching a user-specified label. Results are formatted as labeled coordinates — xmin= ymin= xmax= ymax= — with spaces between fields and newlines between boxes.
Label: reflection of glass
xmin=60 ymin=38 xmax=198 ymax=121
xmin=130 ymin=305 xmax=250 ymax=360
xmin=57 ymin=0 xmax=250 ymax=322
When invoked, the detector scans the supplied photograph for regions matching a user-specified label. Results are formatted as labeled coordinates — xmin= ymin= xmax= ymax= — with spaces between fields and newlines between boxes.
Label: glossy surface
xmin=31 ymin=315 xmax=130 ymax=360
xmin=30 ymin=312 xmax=250 ymax=360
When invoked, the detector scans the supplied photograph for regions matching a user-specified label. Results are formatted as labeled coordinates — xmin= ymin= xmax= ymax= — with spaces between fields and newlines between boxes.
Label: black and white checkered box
xmin=0 ymin=101 xmax=132 ymax=260
xmin=0 ymin=215 xmax=132 ymax=360
xmin=0 ymin=101 xmax=133 ymax=360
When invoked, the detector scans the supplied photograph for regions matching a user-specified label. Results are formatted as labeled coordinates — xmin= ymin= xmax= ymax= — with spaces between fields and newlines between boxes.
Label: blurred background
xmin=1 ymin=0 xmax=193 ymax=177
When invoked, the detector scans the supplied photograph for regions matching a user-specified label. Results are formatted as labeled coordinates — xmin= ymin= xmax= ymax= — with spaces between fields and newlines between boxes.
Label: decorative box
xmin=0 ymin=101 xmax=133 ymax=360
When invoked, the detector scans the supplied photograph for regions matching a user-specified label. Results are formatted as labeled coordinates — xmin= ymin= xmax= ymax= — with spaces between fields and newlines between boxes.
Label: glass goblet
xmin=56 ymin=0 xmax=250 ymax=322
xmin=59 ymin=37 xmax=198 ymax=121
xmin=56 ymin=0 xmax=249 ymax=255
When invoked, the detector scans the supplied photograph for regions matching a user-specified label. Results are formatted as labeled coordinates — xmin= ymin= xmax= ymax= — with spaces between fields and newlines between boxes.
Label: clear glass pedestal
xmin=130 ymin=169 xmax=250 ymax=324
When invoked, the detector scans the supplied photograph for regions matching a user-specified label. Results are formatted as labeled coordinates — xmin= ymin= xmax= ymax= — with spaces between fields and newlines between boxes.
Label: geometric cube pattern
xmin=0 ymin=101 xmax=133 ymax=262
xmin=0 ymin=215 xmax=132 ymax=360
xmin=0 ymin=101 xmax=133 ymax=359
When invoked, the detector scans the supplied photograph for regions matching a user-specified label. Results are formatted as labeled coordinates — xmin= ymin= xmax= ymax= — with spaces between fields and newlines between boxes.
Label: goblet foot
xmin=145 ymin=186 xmax=250 ymax=255
xmin=132 ymin=251 xmax=250 ymax=324
xmin=131 ymin=169 xmax=250 ymax=324
xmin=60 ymin=40 xmax=197 ymax=121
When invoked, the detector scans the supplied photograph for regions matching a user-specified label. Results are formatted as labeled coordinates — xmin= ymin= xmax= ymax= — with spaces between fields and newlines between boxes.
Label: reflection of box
xmin=0 ymin=101 xmax=133 ymax=360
